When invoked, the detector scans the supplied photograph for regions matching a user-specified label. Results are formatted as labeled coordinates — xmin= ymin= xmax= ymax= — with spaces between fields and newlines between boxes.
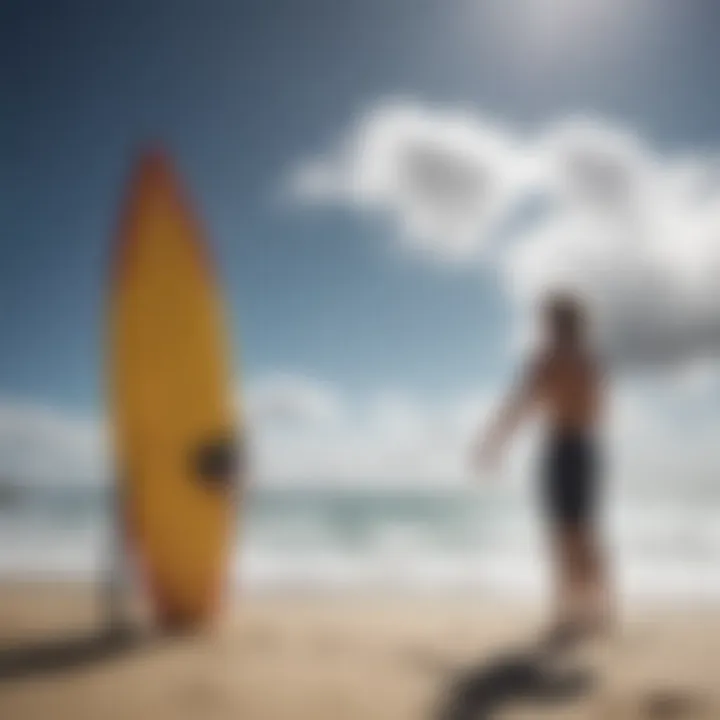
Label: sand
xmin=0 ymin=584 xmax=719 ymax=720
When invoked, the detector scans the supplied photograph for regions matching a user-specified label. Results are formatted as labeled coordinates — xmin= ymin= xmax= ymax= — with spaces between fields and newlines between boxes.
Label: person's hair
xmin=543 ymin=292 xmax=587 ymax=346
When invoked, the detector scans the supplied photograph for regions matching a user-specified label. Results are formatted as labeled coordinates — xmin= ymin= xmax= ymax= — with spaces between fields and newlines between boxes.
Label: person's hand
xmin=469 ymin=436 xmax=501 ymax=480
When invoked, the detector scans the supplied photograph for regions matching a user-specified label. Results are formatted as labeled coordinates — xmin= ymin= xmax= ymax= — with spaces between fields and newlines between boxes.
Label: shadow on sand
xmin=0 ymin=626 xmax=148 ymax=683
xmin=436 ymin=646 xmax=595 ymax=720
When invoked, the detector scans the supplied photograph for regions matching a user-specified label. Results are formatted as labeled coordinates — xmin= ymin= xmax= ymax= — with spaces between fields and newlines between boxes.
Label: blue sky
xmin=5 ymin=1 xmax=720 ymax=485
xmin=3 ymin=0 xmax=720 ymax=409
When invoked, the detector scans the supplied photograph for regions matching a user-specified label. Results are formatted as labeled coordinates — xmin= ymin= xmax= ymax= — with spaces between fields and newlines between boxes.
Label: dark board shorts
xmin=542 ymin=430 xmax=599 ymax=528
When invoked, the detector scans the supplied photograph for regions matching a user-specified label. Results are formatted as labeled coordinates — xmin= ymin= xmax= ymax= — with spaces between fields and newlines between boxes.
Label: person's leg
xmin=550 ymin=528 xmax=571 ymax=625
xmin=543 ymin=434 xmax=598 ymax=646
xmin=570 ymin=435 xmax=612 ymax=633
xmin=577 ymin=527 xmax=614 ymax=632
xmin=558 ymin=524 xmax=589 ymax=621
xmin=543 ymin=523 xmax=589 ymax=649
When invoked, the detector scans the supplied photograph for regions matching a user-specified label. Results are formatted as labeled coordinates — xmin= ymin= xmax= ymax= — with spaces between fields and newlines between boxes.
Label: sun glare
xmin=488 ymin=0 xmax=650 ymax=62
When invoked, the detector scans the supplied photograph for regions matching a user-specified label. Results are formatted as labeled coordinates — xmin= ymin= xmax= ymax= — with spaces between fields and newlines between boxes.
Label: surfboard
xmin=108 ymin=150 xmax=240 ymax=629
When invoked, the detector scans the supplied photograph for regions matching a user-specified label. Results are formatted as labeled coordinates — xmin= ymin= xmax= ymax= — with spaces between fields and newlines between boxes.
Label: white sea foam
xmin=1 ymin=485 xmax=719 ymax=601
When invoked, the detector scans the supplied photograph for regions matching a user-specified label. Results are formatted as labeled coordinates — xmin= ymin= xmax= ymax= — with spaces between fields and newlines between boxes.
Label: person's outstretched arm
xmin=473 ymin=356 xmax=546 ymax=472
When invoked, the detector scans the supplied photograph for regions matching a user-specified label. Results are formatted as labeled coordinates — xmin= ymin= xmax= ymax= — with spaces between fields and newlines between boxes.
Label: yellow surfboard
xmin=108 ymin=150 xmax=239 ymax=629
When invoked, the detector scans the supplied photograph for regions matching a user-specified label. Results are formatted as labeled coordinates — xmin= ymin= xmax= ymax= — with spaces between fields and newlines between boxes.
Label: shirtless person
xmin=475 ymin=292 xmax=611 ymax=646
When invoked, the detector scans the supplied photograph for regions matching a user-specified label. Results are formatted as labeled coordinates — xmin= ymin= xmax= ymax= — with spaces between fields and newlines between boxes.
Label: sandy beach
xmin=0 ymin=584 xmax=718 ymax=720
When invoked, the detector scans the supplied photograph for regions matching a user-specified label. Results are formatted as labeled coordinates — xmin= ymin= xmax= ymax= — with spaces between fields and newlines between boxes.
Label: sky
xmin=3 ymin=0 xmax=720 ymax=486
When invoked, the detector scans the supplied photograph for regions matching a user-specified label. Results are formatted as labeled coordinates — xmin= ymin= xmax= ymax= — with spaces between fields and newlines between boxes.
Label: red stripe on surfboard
xmin=110 ymin=147 xmax=216 ymax=289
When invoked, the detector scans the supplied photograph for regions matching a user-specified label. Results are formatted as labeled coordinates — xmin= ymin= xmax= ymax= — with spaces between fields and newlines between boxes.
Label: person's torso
xmin=538 ymin=350 xmax=601 ymax=434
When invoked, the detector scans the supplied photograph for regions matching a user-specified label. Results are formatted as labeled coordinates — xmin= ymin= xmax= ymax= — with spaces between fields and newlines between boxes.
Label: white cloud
xmin=540 ymin=117 xmax=654 ymax=213
xmin=2 ymin=372 xmax=720 ymax=497
xmin=289 ymin=100 xmax=537 ymax=263
xmin=242 ymin=371 xmax=720 ymax=497
xmin=245 ymin=373 xmax=342 ymax=426
xmin=672 ymin=359 xmax=720 ymax=397
xmin=0 ymin=401 xmax=106 ymax=486
xmin=607 ymin=378 xmax=720 ymax=499
xmin=246 ymin=373 xmax=492 ymax=485
xmin=290 ymin=101 xmax=720 ymax=371
xmin=507 ymin=118 xmax=720 ymax=370
xmin=0 ymin=379 xmax=489 ymax=488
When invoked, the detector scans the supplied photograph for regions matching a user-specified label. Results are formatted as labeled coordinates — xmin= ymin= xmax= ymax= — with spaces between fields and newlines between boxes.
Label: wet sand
xmin=0 ymin=583 xmax=718 ymax=719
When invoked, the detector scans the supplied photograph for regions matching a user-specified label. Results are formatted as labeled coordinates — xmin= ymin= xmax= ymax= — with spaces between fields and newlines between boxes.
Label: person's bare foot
xmin=540 ymin=620 xmax=586 ymax=653
xmin=582 ymin=612 xmax=615 ymax=642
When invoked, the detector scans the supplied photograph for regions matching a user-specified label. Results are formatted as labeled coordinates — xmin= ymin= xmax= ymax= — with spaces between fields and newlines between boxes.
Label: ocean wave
xmin=1 ymin=486 xmax=719 ymax=599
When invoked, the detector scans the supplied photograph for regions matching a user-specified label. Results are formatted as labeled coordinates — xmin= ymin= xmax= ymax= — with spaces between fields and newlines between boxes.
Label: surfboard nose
xmin=128 ymin=147 xmax=180 ymax=201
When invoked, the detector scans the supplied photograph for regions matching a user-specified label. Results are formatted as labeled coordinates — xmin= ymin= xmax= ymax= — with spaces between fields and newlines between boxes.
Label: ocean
xmin=2 ymin=482 xmax=719 ymax=601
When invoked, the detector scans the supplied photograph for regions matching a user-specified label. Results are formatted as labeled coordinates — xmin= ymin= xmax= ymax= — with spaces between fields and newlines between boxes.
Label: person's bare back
xmin=533 ymin=346 xmax=602 ymax=435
